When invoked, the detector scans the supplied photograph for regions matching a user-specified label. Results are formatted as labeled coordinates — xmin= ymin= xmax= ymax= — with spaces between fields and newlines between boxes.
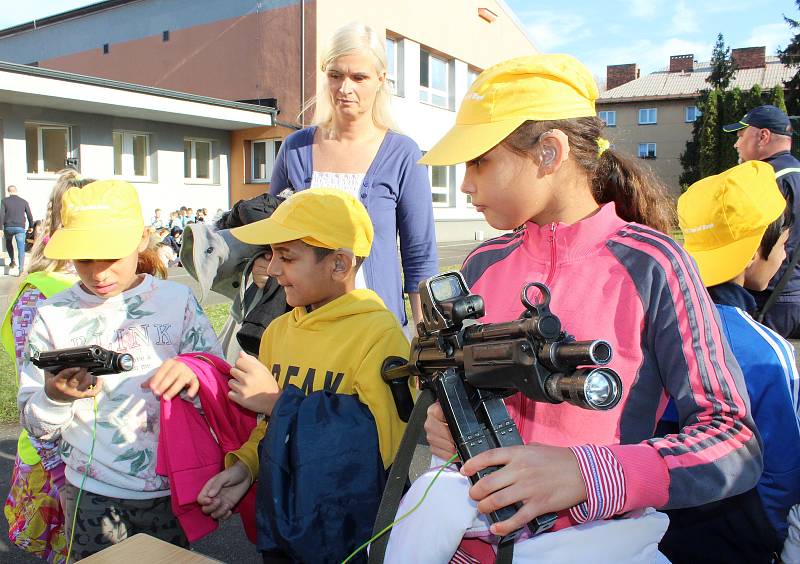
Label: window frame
xmin=183 ymin=138 xmax=214 ymax=183
xmin=467 ymin=67 xmax=481 ymax=87
xmin=685 ymin=106 xmax=700 ymax=123
xmin=419 ymin=49 xmax=451 ymax=109
xmin=26 ymin=123 xmax=72 ymax=176
xmin=637 ymin=142 xmax=657 ymax=159
xmin=112 ymin=130 xmax=152 ymax=181
xmin=638 ymin=108 xmax=657 ymax=125
xmin=598 ymin=110 xmax=616 ymax=127
xmin=386 ymin=35 xmax=400 ymax=95
xmin=251 ymin=139 xmax=282 ymax=183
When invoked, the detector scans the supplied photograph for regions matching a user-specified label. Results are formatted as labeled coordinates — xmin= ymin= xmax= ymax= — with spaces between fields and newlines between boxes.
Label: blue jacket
xmin=709 ymin=283 xmax=800 ymax=541
xmin=753 ymin=150 xmax=800 ymax=304
xmin=256 ymin=385 xmax=385 ymax=563
xmin=269 ymin=127 xmax=439 ymax=326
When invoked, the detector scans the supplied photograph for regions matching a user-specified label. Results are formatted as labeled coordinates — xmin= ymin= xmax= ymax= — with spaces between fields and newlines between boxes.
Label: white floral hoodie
xmin=18 ymin=275 xmax=222 ymax=499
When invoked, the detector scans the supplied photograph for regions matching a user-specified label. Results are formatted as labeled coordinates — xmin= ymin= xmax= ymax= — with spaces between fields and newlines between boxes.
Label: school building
xmin=597 ymin=46 xmax=797 ymax=196
xmin=0 ymin=60 xmax=275 ymax=221
xmin=0 ymin=0 xmax=538 ymax=242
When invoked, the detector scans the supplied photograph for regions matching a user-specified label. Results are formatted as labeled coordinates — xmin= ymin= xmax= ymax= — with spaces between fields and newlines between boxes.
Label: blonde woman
xmin=269 ymin=21 xmax=437 ymax=331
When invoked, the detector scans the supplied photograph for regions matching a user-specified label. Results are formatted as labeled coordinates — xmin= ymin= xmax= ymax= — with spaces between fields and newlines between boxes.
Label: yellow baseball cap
xmin=678 ymin=161 xmax=786 ymax=287
xmin=419 ymin=54 xmax=599 ymax=166
xmin=44 ymin=179 xmax=145 ymax=260
xmin=230 ymin=188 xmax=373 ymax=256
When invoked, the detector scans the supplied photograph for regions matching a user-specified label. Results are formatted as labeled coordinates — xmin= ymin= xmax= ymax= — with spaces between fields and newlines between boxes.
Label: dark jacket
xmin=256 ymin=385 xmax=386 ymax=563
xmin=753 ymin=151 xmax=800 ymax=304
xmin=0 ymin=195 xmax=33 ymax=230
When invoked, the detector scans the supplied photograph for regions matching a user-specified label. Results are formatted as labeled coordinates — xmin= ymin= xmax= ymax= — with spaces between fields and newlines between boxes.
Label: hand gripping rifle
xmin=369 ymin=272 xmax=623 ymax=562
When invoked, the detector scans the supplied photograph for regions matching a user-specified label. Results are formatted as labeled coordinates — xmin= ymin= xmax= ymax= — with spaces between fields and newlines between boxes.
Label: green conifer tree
xmin=700 ymin=88 xmax=721 ymax=177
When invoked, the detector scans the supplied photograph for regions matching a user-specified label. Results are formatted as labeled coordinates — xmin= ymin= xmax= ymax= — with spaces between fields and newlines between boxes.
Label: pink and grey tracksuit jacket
xmin=461 ymin=202 xmax=762 ymax=517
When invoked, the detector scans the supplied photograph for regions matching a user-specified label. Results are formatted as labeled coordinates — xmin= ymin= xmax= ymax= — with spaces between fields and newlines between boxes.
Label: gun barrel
xmin=544 ymin=339 xmax=612 ymax=370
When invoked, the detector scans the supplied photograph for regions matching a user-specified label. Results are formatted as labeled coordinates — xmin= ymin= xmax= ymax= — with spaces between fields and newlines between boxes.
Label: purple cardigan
xmin=269 ymin=127 xmax=438 ymax=325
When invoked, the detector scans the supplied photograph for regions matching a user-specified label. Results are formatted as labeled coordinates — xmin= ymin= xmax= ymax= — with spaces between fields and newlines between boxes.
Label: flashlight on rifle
xmin=381 ymin=272 xmax=622 ymax=542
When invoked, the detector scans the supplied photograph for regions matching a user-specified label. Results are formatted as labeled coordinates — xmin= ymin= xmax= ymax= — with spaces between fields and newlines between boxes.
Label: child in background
xmin=658 ymin=161 xmax=800 ymax=563
xmin=17 ymin=179 xmax=222 ymax=560
xmin=196 ymin=189 xmax=411 ymax=563
xmin=2 ymin=169 xmax=92 ymax=562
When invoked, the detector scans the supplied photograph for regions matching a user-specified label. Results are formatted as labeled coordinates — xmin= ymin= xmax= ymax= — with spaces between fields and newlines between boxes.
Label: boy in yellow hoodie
xmin=196 ymin=188 xmax=410 ymax=563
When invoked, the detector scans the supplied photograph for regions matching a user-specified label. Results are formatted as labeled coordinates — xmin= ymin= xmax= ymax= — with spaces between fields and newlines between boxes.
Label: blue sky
xmin=0 ymin=0 xmax=797 ymax=85
xmin=506 ymin=0 xmax=798 ymax=84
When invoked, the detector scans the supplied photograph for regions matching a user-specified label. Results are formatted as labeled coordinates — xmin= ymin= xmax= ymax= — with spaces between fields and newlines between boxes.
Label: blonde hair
xmin=305 ymin=22 xmax=397 ymax=131
xmin=26 ymin=169 xmax=94 ymax=275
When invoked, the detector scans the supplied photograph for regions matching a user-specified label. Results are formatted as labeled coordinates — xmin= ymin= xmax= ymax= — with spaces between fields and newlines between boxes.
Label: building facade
xmin=0 ymin=61 xmax=275 ymax=221
xmin=597 ymin=47 xmax=796 ymax=195
xmin=0 ymin=0 xmax=537 ymax=241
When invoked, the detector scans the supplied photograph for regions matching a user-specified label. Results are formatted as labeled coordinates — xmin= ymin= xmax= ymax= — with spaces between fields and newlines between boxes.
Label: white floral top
xmin=18 ymin=275 xmax=222 ymax=499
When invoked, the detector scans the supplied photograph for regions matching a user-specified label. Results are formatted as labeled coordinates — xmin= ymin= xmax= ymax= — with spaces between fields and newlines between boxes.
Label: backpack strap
xmin=369 ymin=389 xmax=435 ymax=563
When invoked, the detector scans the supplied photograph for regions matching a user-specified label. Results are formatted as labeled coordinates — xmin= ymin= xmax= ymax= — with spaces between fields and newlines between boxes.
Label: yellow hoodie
xmin=228 ymin=289 xmax=411 ymax=478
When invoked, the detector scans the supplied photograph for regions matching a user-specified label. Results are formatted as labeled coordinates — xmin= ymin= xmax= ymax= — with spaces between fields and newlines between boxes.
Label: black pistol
xmin=31 ymin=345 xmax=134 ymax=381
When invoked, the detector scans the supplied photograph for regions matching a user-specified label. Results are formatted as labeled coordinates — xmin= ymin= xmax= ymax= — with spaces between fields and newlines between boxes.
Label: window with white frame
xmin=467 ymin=68 xmax=480 ymax=87
xmin=184 ymin=139 xmax=213 ymax=181
xmin=598 ymin=110 xmax=616 ymax=127
xmin=252 ymin=139 xmax=282 ymax=182
xmin=685 ymin=106 xmax=701 ymax=122
xmin=25 ymin=124 xmax=71 ymax=175
xmin=113 ymin=130 xmax=151 ymax=180
xmin=386 ymin=36 xmax=403 ymax=95
xmin=638 ymin=108 xmax=657 ymax=125
xmin=638 ymin=143 xmax=657 ymax=159
xmin=419 ymin=49 xmax=450 ymax=109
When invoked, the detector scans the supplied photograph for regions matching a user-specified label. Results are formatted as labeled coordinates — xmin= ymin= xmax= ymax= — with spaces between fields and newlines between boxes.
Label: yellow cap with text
xmin=44 ymin=179 xmax=145 ymax=260
xmin=231 ymin=188 xmax=373 ymax=257
xmin=419 ymin=54 xmax=598 ymax=166
xmin=679 ymin=161 xmax=786 ymax=287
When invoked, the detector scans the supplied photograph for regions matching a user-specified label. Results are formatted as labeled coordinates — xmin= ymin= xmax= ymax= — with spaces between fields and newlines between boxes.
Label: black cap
xmin=723 ymin=105 xmax=793 ymax=136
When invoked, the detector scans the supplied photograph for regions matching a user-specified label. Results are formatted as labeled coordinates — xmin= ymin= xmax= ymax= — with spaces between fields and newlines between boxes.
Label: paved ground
xmin=0 ymin=241 xmax=476 ymax=562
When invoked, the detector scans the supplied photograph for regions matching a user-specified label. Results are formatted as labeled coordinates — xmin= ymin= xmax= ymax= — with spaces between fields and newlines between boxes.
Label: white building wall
xmin=388 ymin=37 xmax=502 ymax=241
xmin=0 ymin=104 xmax=232 ymax=222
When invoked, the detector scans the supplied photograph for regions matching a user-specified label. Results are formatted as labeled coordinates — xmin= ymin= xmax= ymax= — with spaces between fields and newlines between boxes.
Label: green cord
xmin=65 ymin=394 xmax=98 ymax=564
xmin=340 ymin=453 xmax=460 ymax=564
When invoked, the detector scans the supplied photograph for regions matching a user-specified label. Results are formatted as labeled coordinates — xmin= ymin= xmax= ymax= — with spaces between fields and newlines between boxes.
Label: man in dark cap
xmin=724 ymin=104 xmax=800 ymax=337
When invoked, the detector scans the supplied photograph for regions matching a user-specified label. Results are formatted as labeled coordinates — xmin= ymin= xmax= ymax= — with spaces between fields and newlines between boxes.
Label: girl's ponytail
xmin=504 ymin=117 xmax=676 ymax=234
xmin=593 ymin=147 xmax=675 ymax=234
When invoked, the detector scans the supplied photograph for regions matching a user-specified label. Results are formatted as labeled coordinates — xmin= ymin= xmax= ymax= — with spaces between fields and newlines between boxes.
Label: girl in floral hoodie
xmin=17 ymin=179 xmax=221 ymax=560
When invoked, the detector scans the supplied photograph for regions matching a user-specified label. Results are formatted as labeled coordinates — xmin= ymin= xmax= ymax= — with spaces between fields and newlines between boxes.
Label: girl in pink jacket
xmin=385 ymin=54 xmax=760 ymax=563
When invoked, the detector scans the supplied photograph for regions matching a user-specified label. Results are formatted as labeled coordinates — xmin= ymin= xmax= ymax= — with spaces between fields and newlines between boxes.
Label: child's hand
xmin=228 ymin=352 xmax=281 ymax=415
xmin=44 ymin=368 xmax=102 ymax=403
xmin=142 ymin=358 xmax=199 ymax=400
xmin=252 ymin=254 xmax=271 ymax=289
xmin=460 ymin=444 xmax=587 ymax=536
xmin=197 ymin=461 xmax=252 ymax=520
xmin=425 ymin=402 xmax=458 ymax=460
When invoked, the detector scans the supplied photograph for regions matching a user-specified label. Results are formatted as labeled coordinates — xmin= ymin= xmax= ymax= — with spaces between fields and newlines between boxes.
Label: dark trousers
xmin=659 ymin=488 xmax=781 ymax=564
xmin=4 ymin=226 xmax=26 ymax=270
xmin=61 ymin=483 xmax=188 ymax=560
